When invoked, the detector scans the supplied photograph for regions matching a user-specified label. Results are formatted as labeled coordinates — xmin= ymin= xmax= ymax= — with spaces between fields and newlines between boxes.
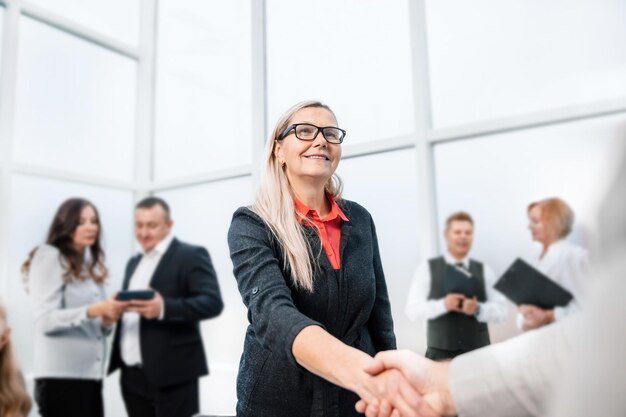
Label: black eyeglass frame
xmin=279 ymin=123 xmax=347 ymax=144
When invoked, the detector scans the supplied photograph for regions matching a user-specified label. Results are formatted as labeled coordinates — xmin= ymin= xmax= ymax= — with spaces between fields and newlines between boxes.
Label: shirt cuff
xmin=158 ymin=297 xmax=166 ymax=320
xmin=434 ymin=299 xmax=448 ymax=317
xmin=553 ymin=306 xmax=564 ymax=321
xmin=474 ymin=303 xmax=483 ymax=321
xmin=73 ymin=306 xmax=91 ymax=327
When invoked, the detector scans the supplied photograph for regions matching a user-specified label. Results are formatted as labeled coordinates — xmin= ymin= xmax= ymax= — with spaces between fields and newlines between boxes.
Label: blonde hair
xmin=0 ymin=305 xmax=32 ymax=417
xmin=251 ymin=100 xmax=343 ymax=292
xmin=528 ymin=197 xmax=575 ymax=240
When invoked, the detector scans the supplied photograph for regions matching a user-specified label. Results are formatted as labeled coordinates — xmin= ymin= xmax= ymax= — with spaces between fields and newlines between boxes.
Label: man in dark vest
xmin=405 ymin=211 xmax=507 ymax=360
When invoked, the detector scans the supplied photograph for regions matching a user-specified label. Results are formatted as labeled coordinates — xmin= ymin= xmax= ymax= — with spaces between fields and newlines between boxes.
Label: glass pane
xmin=337 ymin=149 xmax=422 ymax=350
xmin=158 ymin=176 xmax=253 ymax=415
xmin=434 ymin=114 xmax=624 ymax=295
xmin=14 ymin=17 xmax=137 ymax=181
xmin=0 ymin=6 xmax=4 ymax=78
xmin=154 ymin=0 xmax=253 ymax=181
xmin=267 ymin=0 xmax=415 ymax=145
xmin=27 ymin=0 xmax=140 ymax=45
xmin=426 ymin=0 xmax=626 ymax=128
xmin=6 ymin=174 xmax=134 ymax=374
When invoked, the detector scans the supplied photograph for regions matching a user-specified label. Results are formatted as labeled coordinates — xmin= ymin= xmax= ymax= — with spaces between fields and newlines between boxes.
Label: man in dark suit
xmin=108 ymin=197 xmax=223 ymax=417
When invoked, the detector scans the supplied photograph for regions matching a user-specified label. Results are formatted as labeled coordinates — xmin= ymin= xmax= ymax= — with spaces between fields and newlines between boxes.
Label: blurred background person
xmin=519 ymin=197 xmax=590 ymax=331
xmin=0 ymin=303 xmax=32 ymax=417
xmin=405 ymin=211 xmax=507 ymax=360
xmin=21 ymin=197 xmax=126 ymax=417
xmin=228 ymin=101 xmax=418 ymax=417
xmin=107 ymin=196 xmax=224 ymax=417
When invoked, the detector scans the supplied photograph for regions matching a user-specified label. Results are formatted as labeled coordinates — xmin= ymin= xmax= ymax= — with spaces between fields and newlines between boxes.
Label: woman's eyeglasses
xmin=279 ymin=123 xmax=346 ymax=144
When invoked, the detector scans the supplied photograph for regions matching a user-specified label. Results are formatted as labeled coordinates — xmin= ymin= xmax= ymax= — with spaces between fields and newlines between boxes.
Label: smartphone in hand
xmin=116 ymin=289 xmax=156 ymax=301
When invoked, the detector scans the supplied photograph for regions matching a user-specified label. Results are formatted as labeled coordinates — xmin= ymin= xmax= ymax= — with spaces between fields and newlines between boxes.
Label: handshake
xmin=86 ymin=290 xmax=164 ymax=326
xmin=354 ymin=350 xmax=455 ymax=417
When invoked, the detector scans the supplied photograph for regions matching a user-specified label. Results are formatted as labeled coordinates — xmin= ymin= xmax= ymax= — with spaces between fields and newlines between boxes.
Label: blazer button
xmin=252 ymin=287 xmax=259 ymax=295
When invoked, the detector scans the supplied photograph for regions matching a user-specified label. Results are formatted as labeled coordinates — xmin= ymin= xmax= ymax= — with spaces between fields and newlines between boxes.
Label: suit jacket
xmin=227 ymin=200 xmax=396 ymax=417
xmin=107 ymin=238 xmax=223 ymax=387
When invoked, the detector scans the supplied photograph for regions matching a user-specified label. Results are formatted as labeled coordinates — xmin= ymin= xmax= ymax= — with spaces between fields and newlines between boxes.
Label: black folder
xmin=443 ymin=265 xmax=478 ymax=298
xmin=494 ymin=258 xmax=573 ymax=309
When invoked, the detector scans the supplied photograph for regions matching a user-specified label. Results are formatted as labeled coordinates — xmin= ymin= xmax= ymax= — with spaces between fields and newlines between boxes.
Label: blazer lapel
xmin=123 ymin=256 xmax=142 ymax=290
xmin=149 ymin=238 xmax=179 ymax=288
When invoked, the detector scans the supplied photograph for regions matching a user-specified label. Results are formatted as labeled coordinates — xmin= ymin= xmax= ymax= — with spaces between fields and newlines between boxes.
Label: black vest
xmin=426 ymin=256 xmax=490 ymax=352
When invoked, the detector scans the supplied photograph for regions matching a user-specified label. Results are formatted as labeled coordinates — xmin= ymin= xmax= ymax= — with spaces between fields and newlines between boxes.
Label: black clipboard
xmin=494 ymin=258 xmax=573 ymax=309
xmin=443 ymin=265 xmax=478 ymax=298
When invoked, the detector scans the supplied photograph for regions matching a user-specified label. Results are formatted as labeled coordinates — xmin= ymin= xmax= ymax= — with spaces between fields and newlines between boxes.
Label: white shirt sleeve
xmin=405 ymin=261 xmax=447 ymax=321
xmin=553 ymin=248 xmax=590 ymax=321
xmin=476 ymin=264 xmax=508 ymax=324
xmin=449 ymin=317 xmax=575 ymax=417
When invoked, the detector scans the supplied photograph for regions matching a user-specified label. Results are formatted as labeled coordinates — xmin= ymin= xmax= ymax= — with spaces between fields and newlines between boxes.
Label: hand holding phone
xmin=115 ymin=289 xmax=156 ymax=301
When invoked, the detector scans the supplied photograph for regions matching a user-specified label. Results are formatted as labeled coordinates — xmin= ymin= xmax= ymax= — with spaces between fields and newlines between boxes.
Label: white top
xmin=120 ymin=234 xmax=172 ymax=366
xmin=516 ymin=239 xmax=590 ymax=328
xmin=28 ymin=244 xmax=110 ymax=379
xmin=405 ymin=252 xmax=507 ymax=323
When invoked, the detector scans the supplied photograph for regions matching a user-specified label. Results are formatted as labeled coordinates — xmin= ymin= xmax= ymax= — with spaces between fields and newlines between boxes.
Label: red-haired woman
xmin=519 ymin=197 xmax=590 ymax=331
xmin=22 ymin=198 xmax=127 ymax=417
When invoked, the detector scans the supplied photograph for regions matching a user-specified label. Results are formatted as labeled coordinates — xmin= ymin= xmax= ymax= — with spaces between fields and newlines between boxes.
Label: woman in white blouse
xmin=519 ymin=197 xmax=590 ymax=331
xmin=22 ymin=198 xmax=127 ymax=417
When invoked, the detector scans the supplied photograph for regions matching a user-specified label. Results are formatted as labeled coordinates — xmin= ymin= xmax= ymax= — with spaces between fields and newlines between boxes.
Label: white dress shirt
xmin=120 ymin=234 xmax=173 ymax=366
xmin=405 ymin=253 xmax=507 ymax=323
xmin=516 ymin=239 xmax=590 ymax=328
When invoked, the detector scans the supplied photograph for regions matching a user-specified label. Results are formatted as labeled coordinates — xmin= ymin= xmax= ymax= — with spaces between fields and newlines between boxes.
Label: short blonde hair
xmin=528 ymin=197 xmax=574 ymax=239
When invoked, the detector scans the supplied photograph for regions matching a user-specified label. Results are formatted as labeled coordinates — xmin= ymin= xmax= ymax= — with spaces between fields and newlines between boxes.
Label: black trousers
xmin=121 ymin=365 xmax=199 ymax=417
xmin=35 ymin=378 xmax=103 ymax=417
xmin=425 ymin=347 xmax=465 ymax=361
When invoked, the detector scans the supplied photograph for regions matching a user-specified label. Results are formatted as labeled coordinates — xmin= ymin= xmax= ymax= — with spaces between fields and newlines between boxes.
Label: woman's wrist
xmin=86 ymin=303 xmax=100 ymax=318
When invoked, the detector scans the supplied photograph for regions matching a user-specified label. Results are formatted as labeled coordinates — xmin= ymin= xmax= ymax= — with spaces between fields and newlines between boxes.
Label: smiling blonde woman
xmin=227 ymin=101 xmax=423 ymax=417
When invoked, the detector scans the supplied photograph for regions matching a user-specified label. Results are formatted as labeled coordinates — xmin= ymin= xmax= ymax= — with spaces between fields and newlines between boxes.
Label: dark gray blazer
xmin=227 ymin=200 xmax=396 ymax=417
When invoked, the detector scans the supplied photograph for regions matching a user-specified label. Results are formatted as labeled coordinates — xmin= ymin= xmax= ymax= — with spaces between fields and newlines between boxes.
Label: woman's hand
xmin=88 ymin=295 xmax=128 ymax=325
xmin=519 ymin=304 xmax=554 ymax=331
xmin=353 ymin=365 xmax=425 ymax=417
